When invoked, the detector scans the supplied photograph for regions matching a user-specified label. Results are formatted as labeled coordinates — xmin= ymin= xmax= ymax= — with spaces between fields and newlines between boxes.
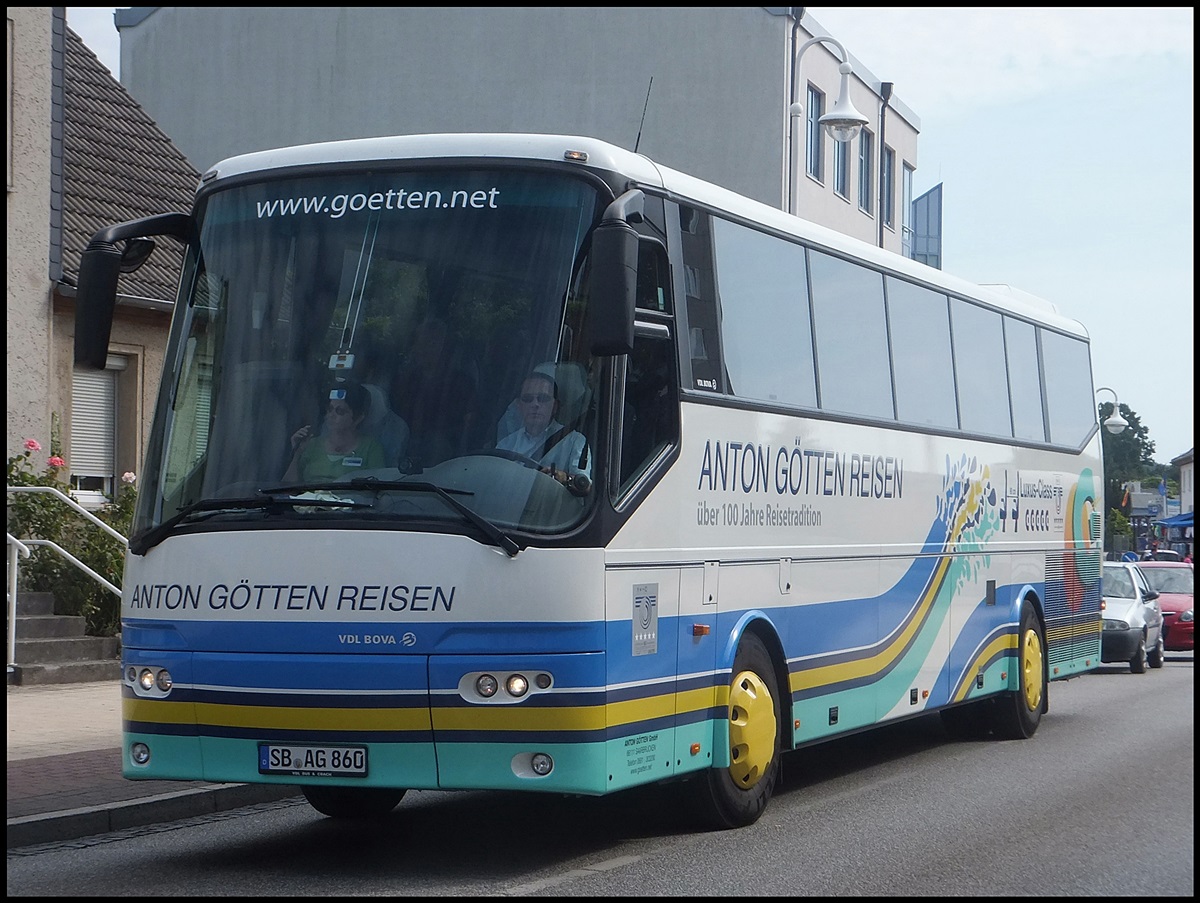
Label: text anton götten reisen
xmin=128 ymin=581 xmax=455 ymax=612
xmin=697 ymin=440 xmax=904 ymax=499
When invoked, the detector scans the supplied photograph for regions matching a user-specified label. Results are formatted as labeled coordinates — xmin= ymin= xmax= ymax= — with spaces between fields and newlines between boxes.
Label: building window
xmin=70 ymin=354 xmax=127 ymax=507
xmin=833 ymin=136 xmax=849 ymax=199
xmin=858 ymin=131 xmax=873 ymax=214
xmin=882 ymin=145 xmax=895 ymax=228
xmin=902 ymin=163 xmax=914 ymax=256
xmin=806 ymin=85 xmax=824 ymax=181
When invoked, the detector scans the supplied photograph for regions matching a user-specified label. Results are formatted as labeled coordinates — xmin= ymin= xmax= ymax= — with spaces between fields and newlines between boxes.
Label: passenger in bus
xmin=496 ymin=370 xmax=591 ymax=493
xmin=283 ymin=380 xmax=386 ymax=482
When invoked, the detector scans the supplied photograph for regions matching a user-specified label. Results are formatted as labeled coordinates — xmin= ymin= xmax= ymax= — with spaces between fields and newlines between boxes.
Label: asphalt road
xmin=7 ymin=654 xmax=1193 ymax=896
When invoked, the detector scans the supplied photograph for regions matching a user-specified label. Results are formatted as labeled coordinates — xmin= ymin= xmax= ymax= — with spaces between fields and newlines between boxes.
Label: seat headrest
xmin=362 ymin=383 xmax=390 ymax=427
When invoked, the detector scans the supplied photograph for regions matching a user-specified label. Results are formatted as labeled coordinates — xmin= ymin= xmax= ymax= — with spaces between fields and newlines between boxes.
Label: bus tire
xmin=692 ymin=631 xmax=780 ymax=830
xmin=302 ymin=785 xmax=406 ymax=818
xmin=990 ymin=600 xmax=1046 ymax=740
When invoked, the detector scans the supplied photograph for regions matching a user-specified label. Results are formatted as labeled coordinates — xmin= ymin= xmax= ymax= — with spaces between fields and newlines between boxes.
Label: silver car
xmin=1101 ymin=561 xmax=1165 ymax=673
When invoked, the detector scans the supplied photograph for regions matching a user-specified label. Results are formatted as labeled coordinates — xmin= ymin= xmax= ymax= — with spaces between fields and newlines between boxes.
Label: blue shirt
xmin=496 ymin=419 xmax=591 ymax=479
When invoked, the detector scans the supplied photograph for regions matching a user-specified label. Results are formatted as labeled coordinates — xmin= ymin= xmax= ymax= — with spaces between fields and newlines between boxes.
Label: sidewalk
xmin=6 ymin=679 xmax=298 ymax=849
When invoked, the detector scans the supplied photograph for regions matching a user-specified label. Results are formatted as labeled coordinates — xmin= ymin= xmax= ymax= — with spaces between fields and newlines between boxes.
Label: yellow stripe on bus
xmin=950 ymin=634 xmax=1018 ymax=702
xmin=127 ymin=684 xmax=721 ymax=736
xmin=789 ymin=556 xmax=952 ymax=693
xmin=124 ymin=697 xmax=433 ymax=732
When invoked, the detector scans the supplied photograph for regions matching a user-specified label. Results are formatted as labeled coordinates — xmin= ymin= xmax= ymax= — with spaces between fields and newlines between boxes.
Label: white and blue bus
xmin=75 ymin=133 xmax=1106 ymax=828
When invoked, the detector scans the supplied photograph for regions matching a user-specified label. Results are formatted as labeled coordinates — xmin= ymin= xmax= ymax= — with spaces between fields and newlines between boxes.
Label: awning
xmin=1155 ymin=511 xmax=1194 ymax=528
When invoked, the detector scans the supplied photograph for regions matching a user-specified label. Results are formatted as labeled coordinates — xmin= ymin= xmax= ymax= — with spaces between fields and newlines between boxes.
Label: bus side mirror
xmin=588 ymin=189 xmax=644 ymax=357
xmin=120 ymin=237 xmax=157 ymax=273
xmin=74 ymin=212 xmax=195 ymax=370
xmin=75 ymin=242 xmax=125 ymax=369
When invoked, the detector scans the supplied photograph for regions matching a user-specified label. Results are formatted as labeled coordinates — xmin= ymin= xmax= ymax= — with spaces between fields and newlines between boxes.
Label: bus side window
xmin=636 ymin=241 xmax=670 ymax=313
xmin=678 ymin=206 xmax=722 ymax=392
xmin=620 ymin=242 xmax=678 ymax=494
xmin=619 ymin=331 xmax=678 ymax=495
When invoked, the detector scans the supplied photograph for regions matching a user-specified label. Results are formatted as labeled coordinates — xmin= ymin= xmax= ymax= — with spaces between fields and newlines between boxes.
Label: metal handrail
xmin=7 ymin=533 xmax=31 ymax=671
xmin=7 ymin=485 xmax=129 ymax=546
xmin=6 ymin=486 xmax=129 ymax=672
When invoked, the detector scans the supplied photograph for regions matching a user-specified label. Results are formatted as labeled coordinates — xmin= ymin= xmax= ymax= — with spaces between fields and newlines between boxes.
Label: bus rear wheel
xmin=990 ymin=599 xmax=1046 ymax=740
xmin=941 ymin=600 xmax=1046 ymax=741
xmin=692 ymin=632 xmax=780 ymax=830
xmin=302 ymin=785 xmax=406 ymax=818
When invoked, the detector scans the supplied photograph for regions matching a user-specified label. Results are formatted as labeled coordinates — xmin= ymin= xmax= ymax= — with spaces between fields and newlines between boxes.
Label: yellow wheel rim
xmin=1021 ymin=626 xmax=1044 ymax=712
xmin=728 ymin=669 xmax=776 ymax=789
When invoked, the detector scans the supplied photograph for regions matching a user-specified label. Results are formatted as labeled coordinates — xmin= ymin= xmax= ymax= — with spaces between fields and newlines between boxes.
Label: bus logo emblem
xmin=632 ymin=583 xmax=658 ymax=656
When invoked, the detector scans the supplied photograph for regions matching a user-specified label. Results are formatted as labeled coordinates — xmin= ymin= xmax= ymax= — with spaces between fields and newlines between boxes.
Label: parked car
xmin=1143 ymin=549 xmax=1182 ymax=562
xmin=1137 ymin=560 xmax=1194 ymax=653
xmin=1100 ymin=561 xmax=1164 ymax=673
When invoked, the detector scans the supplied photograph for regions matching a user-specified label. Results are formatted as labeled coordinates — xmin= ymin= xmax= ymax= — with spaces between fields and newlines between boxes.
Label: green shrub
xmin=7 ymin=437 xmax=134 ymax=636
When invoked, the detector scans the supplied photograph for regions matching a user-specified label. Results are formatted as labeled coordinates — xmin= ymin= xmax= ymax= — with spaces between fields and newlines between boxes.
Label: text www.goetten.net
xmin=256 ymin=187 xmax=502 ymax=219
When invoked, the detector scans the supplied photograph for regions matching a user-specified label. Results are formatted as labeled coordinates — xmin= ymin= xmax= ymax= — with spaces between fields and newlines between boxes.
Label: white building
xmin=113 ymin=7 xmax=926 ymax=257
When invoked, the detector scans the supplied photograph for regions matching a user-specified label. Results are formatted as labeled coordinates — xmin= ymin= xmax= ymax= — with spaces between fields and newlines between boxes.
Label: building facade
xmin=7 ymin=8 xmax=55 ymax=457
xmin=113 ymin=7 xmax=921 ymax=255
xmin=6 ymin=7 xmax=197 ymax=500
xmin=1172 ymin=448 xmax=1194 ymax=515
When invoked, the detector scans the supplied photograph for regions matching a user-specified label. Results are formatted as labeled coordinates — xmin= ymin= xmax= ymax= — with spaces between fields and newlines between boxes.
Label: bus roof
xmin=203 ymin=132 xmax=1088 ymax=339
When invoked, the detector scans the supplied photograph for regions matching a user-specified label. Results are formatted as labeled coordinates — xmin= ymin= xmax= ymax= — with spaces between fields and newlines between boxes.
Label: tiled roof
xmin=62 ymin=26 xmax=199 ymax=304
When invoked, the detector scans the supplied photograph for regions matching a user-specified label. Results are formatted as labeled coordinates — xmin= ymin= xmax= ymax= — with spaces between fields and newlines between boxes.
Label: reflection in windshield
xmin=136 ymin=168 xmax=601 ymax=545
xmin=1143 ymin=568 xmax=1194 ymax=595
xmin=1104 ymin=567 xmax=1135 ymax=599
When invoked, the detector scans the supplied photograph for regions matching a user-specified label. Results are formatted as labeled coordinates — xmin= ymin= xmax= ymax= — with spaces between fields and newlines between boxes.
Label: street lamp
xmin=787 ymin=33 xmax=870 ymax=215
xmin=1096 ymin=386 xmax=1128 ymax=435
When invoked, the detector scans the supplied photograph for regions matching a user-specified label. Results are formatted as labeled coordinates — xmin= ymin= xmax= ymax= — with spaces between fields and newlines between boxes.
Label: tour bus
xmin=75 ymin=133 xmax=1105 ymax=829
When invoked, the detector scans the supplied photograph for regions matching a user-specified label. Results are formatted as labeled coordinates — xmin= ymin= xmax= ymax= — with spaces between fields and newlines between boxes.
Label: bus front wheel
xmin=692 ymin=632 xmax=781 ymax=830
xmin=302 ymin=785 xmax=407 ymax=818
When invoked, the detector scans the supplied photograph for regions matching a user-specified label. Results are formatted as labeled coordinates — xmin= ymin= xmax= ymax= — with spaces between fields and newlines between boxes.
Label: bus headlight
xmin=530 ymin=753 xmax=553 ymax=775
xmin=462 ymin=670 xmax=553 ymax=703
xmin=506 ymin=674 xmax=529 ymax=698
xmin=138 ymin=668 xmax=156 ymax=691
xmin=156 ymin=669 xmax=173 ymax=691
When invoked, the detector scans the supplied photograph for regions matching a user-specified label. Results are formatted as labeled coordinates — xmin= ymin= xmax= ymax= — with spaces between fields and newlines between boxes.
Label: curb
xmin=7 ymin=783 xmax=301 ymax=850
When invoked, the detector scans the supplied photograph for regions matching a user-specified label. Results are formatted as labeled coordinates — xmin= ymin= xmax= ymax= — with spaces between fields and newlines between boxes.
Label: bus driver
xmin=496 ymin=370 xmax=591 ymax=494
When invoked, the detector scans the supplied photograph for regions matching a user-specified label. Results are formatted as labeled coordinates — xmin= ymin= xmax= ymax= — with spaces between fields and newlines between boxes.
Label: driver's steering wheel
xmin=479 ymin=448 xmax=591 ymax=496
xmin=481 ymin=448 xmax=543 ymax=471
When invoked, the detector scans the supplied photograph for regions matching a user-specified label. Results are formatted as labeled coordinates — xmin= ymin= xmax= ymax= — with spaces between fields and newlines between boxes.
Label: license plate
xmin=258 ymin=743 xmax=368 ymax=777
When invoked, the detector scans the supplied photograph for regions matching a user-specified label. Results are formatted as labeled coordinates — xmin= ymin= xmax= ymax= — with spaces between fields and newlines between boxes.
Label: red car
xmin=1138 ymin=561 xmax=1194 ymax=653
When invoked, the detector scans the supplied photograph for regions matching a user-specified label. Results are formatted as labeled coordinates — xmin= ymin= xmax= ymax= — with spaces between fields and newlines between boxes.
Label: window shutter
xmin=70 ymin=368 xmax=117 ymax=478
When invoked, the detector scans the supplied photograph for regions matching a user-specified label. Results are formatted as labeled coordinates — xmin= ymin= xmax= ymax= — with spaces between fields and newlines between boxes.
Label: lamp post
xmin=787 ymin=32 xmax=870 ymax=215
xmin=878 ymin=81 xmax=893 ymax=248
xmin=1096 ymin=386 xmax=1131 ymax=558
xmin=1096 ymin=386 xmax=1128 ymax=435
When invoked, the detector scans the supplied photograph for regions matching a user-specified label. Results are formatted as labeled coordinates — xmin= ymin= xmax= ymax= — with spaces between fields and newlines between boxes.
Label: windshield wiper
xmin=263 ymin=477 xmax=520 ymax=557
xmin=129 ymin=494 xmax=367 ymax=555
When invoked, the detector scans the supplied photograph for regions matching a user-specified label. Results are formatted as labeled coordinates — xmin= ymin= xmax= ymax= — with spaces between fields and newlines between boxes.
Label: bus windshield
xmin=135 ymin=167 xmax=603 ymax=550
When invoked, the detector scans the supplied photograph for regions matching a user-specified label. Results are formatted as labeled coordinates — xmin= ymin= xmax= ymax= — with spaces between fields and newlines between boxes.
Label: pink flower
xmin=121 ymin=472 xmax=137 ymax=484
xmin=47 ymin=456 xmax=66 ymax=468
xmin=24 ymin=438 xmax=42 ymax=452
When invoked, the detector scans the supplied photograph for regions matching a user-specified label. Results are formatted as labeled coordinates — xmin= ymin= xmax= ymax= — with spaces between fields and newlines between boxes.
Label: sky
xmin=67 ymin=8 xmax=1194 ymax=465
